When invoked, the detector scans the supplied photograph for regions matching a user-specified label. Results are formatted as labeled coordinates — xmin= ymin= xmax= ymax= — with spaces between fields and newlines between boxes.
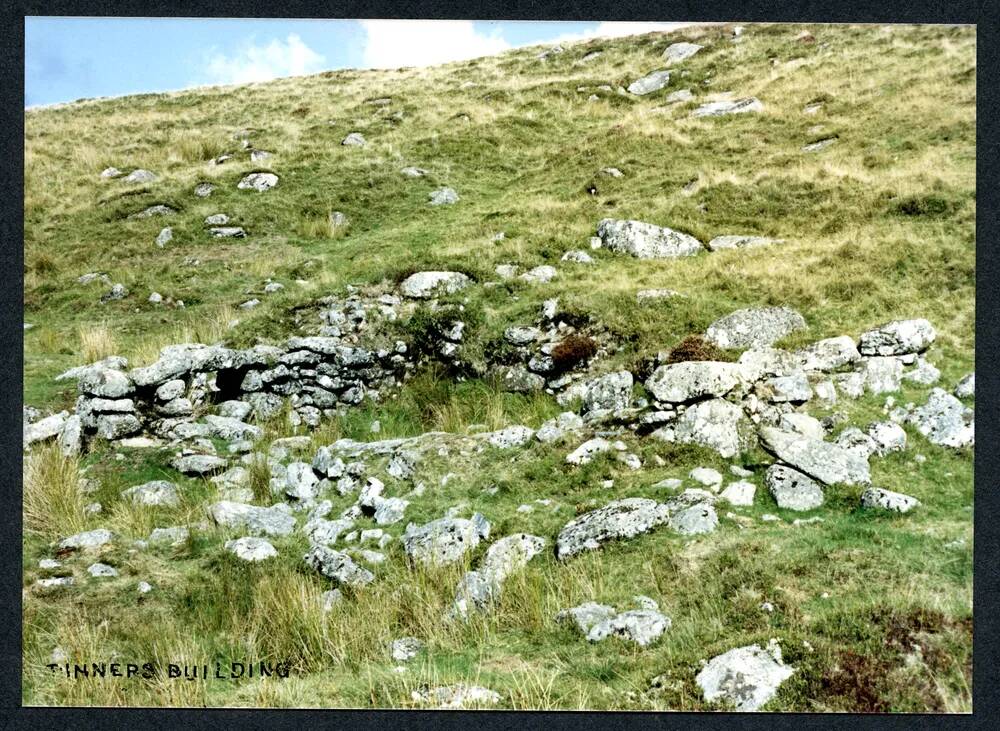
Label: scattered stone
xmin=906 ymin=388 xmax=974 ymax=447
xmin=402 ymin=514 xmax=490 ymax=567
xmin=666 ymin=88 xmax=694 ymax=103
xmin=657 ymin=398 xmax=756 ymax=458
xmin=303 ymin=544 xmax=375 ymax=587
xmin=123 ymin=169 xmax=157 ymax=184
xmin=588 ymin=609 xmax=671 ymax=646
xmin=87 ymin=562 xmax=118 ymax=577
xmin=663 ymin=42 xmax=703 ymax=64
xmin=646 ymin=361 xmax=741 ymax=403
xmin=209 ymin=226 xmax=246 ymax=238
xmin=637 ymin=289 xmax=682 ymax=303
xmin=429 ymin=187 xmax=459 ymax=205
xmin=400 ymin=271 xmax=471 ymax=299
xmin=555 ymin=498 xmax=670 ymax=560
xmin=556 ymin=602 xmax=617 ymax=634
xmin=954 ymin=372 xmax=975 ymax=399
xmin=719 ymin=480 xmax=756 ymax=507
xmin=759 ymin=427 xmax=870 ymax=486
xmin=208 ymin=501 xmax=296 ymax=537
xmin=803 ymin=138 xmax=837 ymax=152
xmin=706 ymin=307 xmax=807 ymax=349
xmin=519 ymin=265 xmax=557 ymax=284
xmin=237 ymin=172 xmax=279 ymax=192
xmin=866 ymin=421 xmax=907 ymax=455
xmin=566 ymin=437 xmax=612 ymax=465
xmin=171 ymin=453 xmax=227 ymax=475
xmin=391 ymin=637 xmax=423 ymax=662
xmin=121 ymin=480 xmax=180 ymax=507
xmin=137 ymin=581 xmax=153 ymax=594
xmin=765 ymin=465 xmax=824 ymax=511
xmin=794 ymin=336 xmax=861 ymax=372
xmin=100 ymin=167 xmax=121 ymax=178
xmin=155 ymin=227 xmax=173 ymax=247
xmin=194 ymin=183 xmax=215 ymax=197
xmin=342 ymin=132 xmax=366 ymax=146
xmin=561 ymin=249 xmax=594 ymax=264
xmin=689 ymin=467 xmax=723 ymax=490
xmin=665 ymin=491 xmax=719 ymax=535
xmin=858 ymin=319 xmax=936 ymax=356
xmin=597 ymin=218 xmax=703 ymax=259
xmin=627 ymin=70 xmax=671 ymax=95
xmin=860 ymin=487 xmax=920 ymax=513
xmin=131 ymin=205 xmax=175 ymax=219
xmin=400 ymin=166 xmax=427 ymax=177
xmin=204 ymin=213 xmax=229 ymax=225
xmin=101 ymin=283 xmax=128 ymax=302
xmin=692 ymin=98 xmax=763 ymax=117
xmin=696 ymin=641 xmax=795 ymax=712
xmin=225 ymin=536 xmax=278 ymax=562
xmin=485 ymin=426 xmax=535 ymax=449
xmin=58 ymin=528 xmax=113 ymax=550
xmin=411 ymin=684 xmax=500 ymax=709
xmin=320 ymin=589 xmax=343 ymax=611
xmin=536 ymin=412 xmax=584 ymax=443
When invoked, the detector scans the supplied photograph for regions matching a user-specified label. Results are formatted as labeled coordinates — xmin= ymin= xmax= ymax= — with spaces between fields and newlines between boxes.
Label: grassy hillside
xmin=22 ymin=22 xmax=974 ymax=710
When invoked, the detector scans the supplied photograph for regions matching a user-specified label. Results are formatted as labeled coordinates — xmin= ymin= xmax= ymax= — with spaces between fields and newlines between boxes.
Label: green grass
xmin=22 ymin=22 xmax=973 ymax=710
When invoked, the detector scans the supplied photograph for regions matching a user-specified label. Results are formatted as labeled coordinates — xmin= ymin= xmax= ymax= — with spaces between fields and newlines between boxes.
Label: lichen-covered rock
xmin=696 ymin=642 xmax=795 ymax=711
xmin=556 ymin=602 xmax=617 ymax=633
xmin=171 ymin=454 xmax=227 ymax=475
xmin=566 ymin=437 xmax=612 ymax=465
xmin=719 ymin=480 xmax=756 ymax=506
xmin=303 ymin=544 xmax=375 ymax=587
xmin=96 ymin=414 xmax=142 ymax=440
xmin=58 ymin=528 xmax=114 ymax=550
xmin=862 ymin=356 xmax=903 ymax=394
xmin=79 ymin=366 xmax=134 ymax=398
xmin=555 ymin=498 xmax=670 ymax=560
xmin=87 ymin=562 xmax=118 ymax=577
xmin=597 ymin=218 xmax=703 ymax=259
xmin=121 ymin=480 xmax=179 ymax=507
xmin=858 ymin=319 xmax=936 ymax=356
xmin=411 ymin=684 xmax=500 ymax=709
xmin=706 ymin=307 xmax=807 ymax=350
xmin=207 ymin=501 xmax=296 ymax=537
xmin=765 ymin=464 xmax=824 ymax=511
xmin=400 ymin=271 xmax=471 ymax=299
xmin=123 ymin=169 xmax=157 ymax=184
xmin=237 ymin=172 xmax=278 ymax=191
xmin=225 ymin=536 xmax=278 ymax=562
xmin=627 ymin=69 xmax=671 ymax=95
xmin=402 ymin=515 xmax=490 ymax=567
xmin=794 ymin=335 xmax=861 ymax=372
xmin=656 ymin=398 xmax=756 ymax=458
xmin=906 ymin=388 xmax=974 ymax=448
xmin=519 ymin=265 xmax=557 ymax=284
xmin=428 ymin=187 xmax=459 ymax=205
xmin=587 ymin=608 xmax=671 ymax=646
xmin=954 ymin=372 xmax=975 ymax=399
xmin=663 ymin=41 xmax=703 ymax=63
xmin=341 ymin=132 xmax=366 ymax=146
xmin=23 ymin=411 xmax=69 ymax=448
xmin=860 ymin=487 xmax=920 ymax=513
xmin=866 ymin=421 xmax=907 ymax=456
xmin=451 ymin=533 xmax=546 ymax=618
xmin=203 ymin=415 xmax=262 ymax=442
xmin=759 ymin=427 xmax=870 ymax=486
xmin=692 ymin=97 xmax=763 ymax=117
xmin=760 ymin=373 xmax=812 ymax=403
xmin=665 ymin=490 xmax=719 ymax=534
xmin=391 ymin=637 xmax=424 ymax=662
xmin=484 ymin=426 xmax=535 ymax=449
xmin=581 ymin=370 xmax=634 ymax=413
xmin=536 ymin=412 xmax=584 ymax=443
xmin=646 ymin=361 xmax=741 ymax=403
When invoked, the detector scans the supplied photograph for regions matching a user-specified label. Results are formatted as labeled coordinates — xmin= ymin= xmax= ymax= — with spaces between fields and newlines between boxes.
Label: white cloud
xmin=359 ymin=20 xmax=511 ymax=68
xmin=202 ymin=33 xmax=327 ymax=85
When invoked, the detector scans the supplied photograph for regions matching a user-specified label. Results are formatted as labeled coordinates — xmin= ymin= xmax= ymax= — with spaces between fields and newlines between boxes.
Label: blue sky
xmin=24 ymin=18 xmax=699 ymax=107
